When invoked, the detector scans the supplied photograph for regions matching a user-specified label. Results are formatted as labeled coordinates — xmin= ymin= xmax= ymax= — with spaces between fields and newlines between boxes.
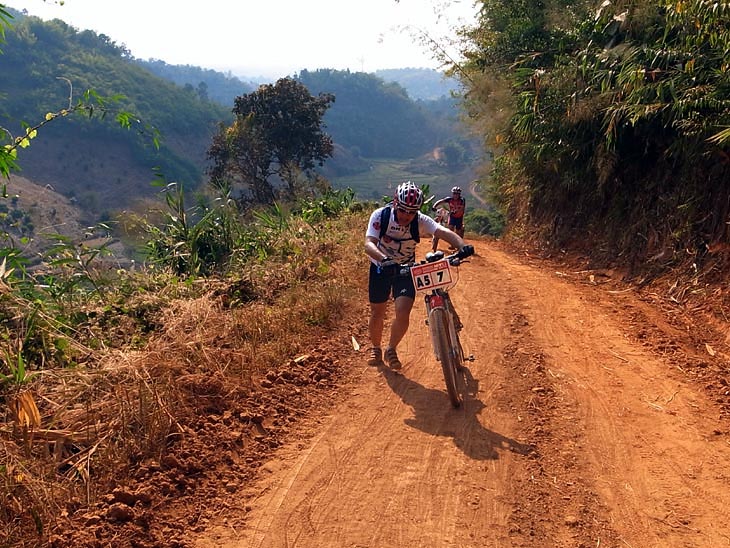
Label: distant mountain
xmin=296 ymin=69 xmax=458 ymax=160
xmin=134 ymin=59 xmax=256 ymax=108
xmin=0 ymin=9 xmax=470 ymax=219
xmin=132 ymin=63 xmax=460 ymax=110
xmin=375 ymin=68 xmax=460 ymax=101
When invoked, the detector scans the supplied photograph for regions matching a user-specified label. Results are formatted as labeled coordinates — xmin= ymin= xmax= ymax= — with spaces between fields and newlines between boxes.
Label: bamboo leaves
xmin=457 ymin=0 xmax=730 ymax=255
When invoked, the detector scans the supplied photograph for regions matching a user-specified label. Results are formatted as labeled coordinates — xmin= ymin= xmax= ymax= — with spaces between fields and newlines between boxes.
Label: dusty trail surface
xmin=193 ymin=240 xmax=730 ymax=547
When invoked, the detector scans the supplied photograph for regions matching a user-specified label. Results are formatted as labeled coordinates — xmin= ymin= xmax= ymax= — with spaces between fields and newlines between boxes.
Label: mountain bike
xmin=402 ymin=246 xmax=474 ymax=407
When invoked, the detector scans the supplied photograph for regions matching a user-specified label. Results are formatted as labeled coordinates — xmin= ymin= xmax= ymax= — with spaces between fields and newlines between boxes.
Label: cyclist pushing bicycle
xmin=432 ymin=186 xmax=466 ymax=239
xmin=364 ymin=181 xmax=473 ymax=370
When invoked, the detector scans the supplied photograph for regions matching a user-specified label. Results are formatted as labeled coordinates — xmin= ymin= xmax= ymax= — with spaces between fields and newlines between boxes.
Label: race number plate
xmin=410 ymin=259 xmax=453 ymax=294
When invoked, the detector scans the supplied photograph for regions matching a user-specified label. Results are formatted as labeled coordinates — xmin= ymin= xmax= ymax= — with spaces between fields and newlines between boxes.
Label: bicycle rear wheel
xmin=429 ymin=307 xmax=463 ymax=408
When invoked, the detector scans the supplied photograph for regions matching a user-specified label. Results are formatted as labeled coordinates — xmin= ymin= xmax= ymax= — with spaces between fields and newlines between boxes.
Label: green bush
xmin=465 ymin=208 xmax=504 ymax=237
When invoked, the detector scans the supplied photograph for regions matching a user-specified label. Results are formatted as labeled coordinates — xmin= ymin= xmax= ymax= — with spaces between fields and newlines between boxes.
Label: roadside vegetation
xmin=0 ymin=7 xmax=374 ymax=544
xmin=455 ymin=0 xmax=730 ymax=279
xmin=0 ymin=174 xmax=367 ymax=546
xmin=15 ymin=0 xmax=730 ymax=544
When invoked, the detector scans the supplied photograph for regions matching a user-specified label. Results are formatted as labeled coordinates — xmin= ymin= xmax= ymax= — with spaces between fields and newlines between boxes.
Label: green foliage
xmin=328 ymin=157 xmax=462 ymax=202
xmin=0 ymin=193 xmax=33 ymax=238
xmin=0 ymin=346 xmax=36 ymax=387
xmin=236 ymin=188 xmax=357 ymax=263
xmin=0 ymin=4 xmax=10 ymax=50
xmin=42 ymin=225 xmax=115 ymax=303
xmin=375 ymin=68 xmax=458 ymax=101
xmin=465 ymin=208 xmax=504 ymax=237
xmin=140 ymin=177 xmax=361 ymax=276
xmin=253 ymin=202 xmax=289 ymax=232
xmin=441 ymin=141 xmax=466 ymax=171
xmin=1 ymin=83 xmax=151 ymax=180
xmin=457 ymin=0 xmax=730 ymax=263
xmin=208 ymin=77 xmax=334 ymax=204
xmin=135 ymin=58 xmax=256 ymax=106
xmin=0 ymin=226 xmax=123 ymax=372
xmin=419 ymin=183 xmax=432 ymax=212
xmin=295 ymin=187 xmax=356 ymax=224
xmin=143 ymin=181 xmax=238 ymax=276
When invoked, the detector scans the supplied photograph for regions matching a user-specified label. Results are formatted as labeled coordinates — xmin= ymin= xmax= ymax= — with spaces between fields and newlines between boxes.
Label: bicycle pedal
xmin=466 ymin=354 xmax=475 ymax=362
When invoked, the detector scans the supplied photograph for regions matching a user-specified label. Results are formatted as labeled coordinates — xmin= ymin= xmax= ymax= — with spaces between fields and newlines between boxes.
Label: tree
xmin=207 ymin=77 xmax=334 ymax=204
xmin=442 ymin=141 xmax=465 ymax=171
xmin=196 ymin=81 xmax=208 ymax=102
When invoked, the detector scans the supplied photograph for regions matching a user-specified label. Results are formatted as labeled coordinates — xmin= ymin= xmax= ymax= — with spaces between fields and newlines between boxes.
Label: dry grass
xmin=0 ymin=210 xmax=368 ymax=547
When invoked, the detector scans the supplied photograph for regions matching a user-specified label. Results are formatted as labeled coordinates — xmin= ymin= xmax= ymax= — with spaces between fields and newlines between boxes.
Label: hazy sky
xmin=6 ymin=0 xmax=478 ymax=79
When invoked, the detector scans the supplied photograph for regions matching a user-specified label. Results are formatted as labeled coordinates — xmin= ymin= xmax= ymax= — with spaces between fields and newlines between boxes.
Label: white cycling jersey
xmin=366 ymin=206 xmax=440 ymax=265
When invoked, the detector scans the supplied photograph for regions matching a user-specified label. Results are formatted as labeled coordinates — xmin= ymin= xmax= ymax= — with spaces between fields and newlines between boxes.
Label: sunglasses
xmin=397 ymin=207 xmax=417 ymax=214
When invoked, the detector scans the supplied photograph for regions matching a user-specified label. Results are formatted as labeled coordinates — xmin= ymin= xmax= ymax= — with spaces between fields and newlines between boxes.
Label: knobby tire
xmin=430 ymin=307 xmax=463 ymax=408
xmin=446 ymin=298 xmax=465 ymax=370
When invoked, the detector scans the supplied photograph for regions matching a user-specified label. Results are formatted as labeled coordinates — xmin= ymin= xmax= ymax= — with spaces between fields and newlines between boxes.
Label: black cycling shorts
xmin=449 ymin=216 xmax=464 ymax=230
xmin=368 ymin=263 xmax=416 ymax=303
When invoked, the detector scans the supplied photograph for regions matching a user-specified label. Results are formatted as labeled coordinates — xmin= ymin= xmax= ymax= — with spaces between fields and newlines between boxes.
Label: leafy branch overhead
xmin=1 ymin=81 xmax=158 ymax=180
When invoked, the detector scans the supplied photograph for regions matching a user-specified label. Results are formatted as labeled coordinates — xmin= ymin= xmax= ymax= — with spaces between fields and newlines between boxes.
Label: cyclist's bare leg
xmin=369 ymin=301 xmax=388 ymax=348
xmin=388 ymin=296 xmax=414 ymax=350
xmin=432 ymin=235 xmax=439 ymax=252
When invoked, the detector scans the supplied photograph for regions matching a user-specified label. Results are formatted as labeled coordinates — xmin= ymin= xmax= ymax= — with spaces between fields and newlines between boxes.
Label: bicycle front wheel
xmin=429 ymin=307 xmax=463 ymax=408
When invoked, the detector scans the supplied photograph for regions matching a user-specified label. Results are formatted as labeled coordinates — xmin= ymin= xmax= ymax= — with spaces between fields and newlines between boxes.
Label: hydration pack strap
xmin=379 ymin=205 xmax=420 ymax=243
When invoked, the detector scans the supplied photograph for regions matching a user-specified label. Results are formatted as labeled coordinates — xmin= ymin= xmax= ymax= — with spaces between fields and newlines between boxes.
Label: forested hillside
xmin=0 ymin=10 xmax=471 ymax=221
xmin=457 ymin=0 xmax=730 ymax=276
xmin=0 ymin=12 xmax=231 ymax=217
xmin=134 ymin=62 xmax=458 ymax=112
xmin=375 ymin=67 xmax=458 ymax=100
xmin=134 ymin=59 xmax=256 ymax=106
xmin=296 ymin=68 xmax=459 ymax=159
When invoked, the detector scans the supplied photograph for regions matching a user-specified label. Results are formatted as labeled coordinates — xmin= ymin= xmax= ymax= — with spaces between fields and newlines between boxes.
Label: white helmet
xmin=394 ymin=181 xmax=424 ymax=212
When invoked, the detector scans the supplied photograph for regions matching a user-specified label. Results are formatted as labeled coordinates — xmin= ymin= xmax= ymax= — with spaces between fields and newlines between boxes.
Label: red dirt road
xmin=193 ymin=240 xmax=730 ymax=547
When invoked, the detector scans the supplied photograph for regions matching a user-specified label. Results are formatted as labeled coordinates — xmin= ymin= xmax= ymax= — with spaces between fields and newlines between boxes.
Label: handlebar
xmin=398 ymin=245 xmax=474 ymax=276
xmin=428 ymin=245 xmax=474 ymax=265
